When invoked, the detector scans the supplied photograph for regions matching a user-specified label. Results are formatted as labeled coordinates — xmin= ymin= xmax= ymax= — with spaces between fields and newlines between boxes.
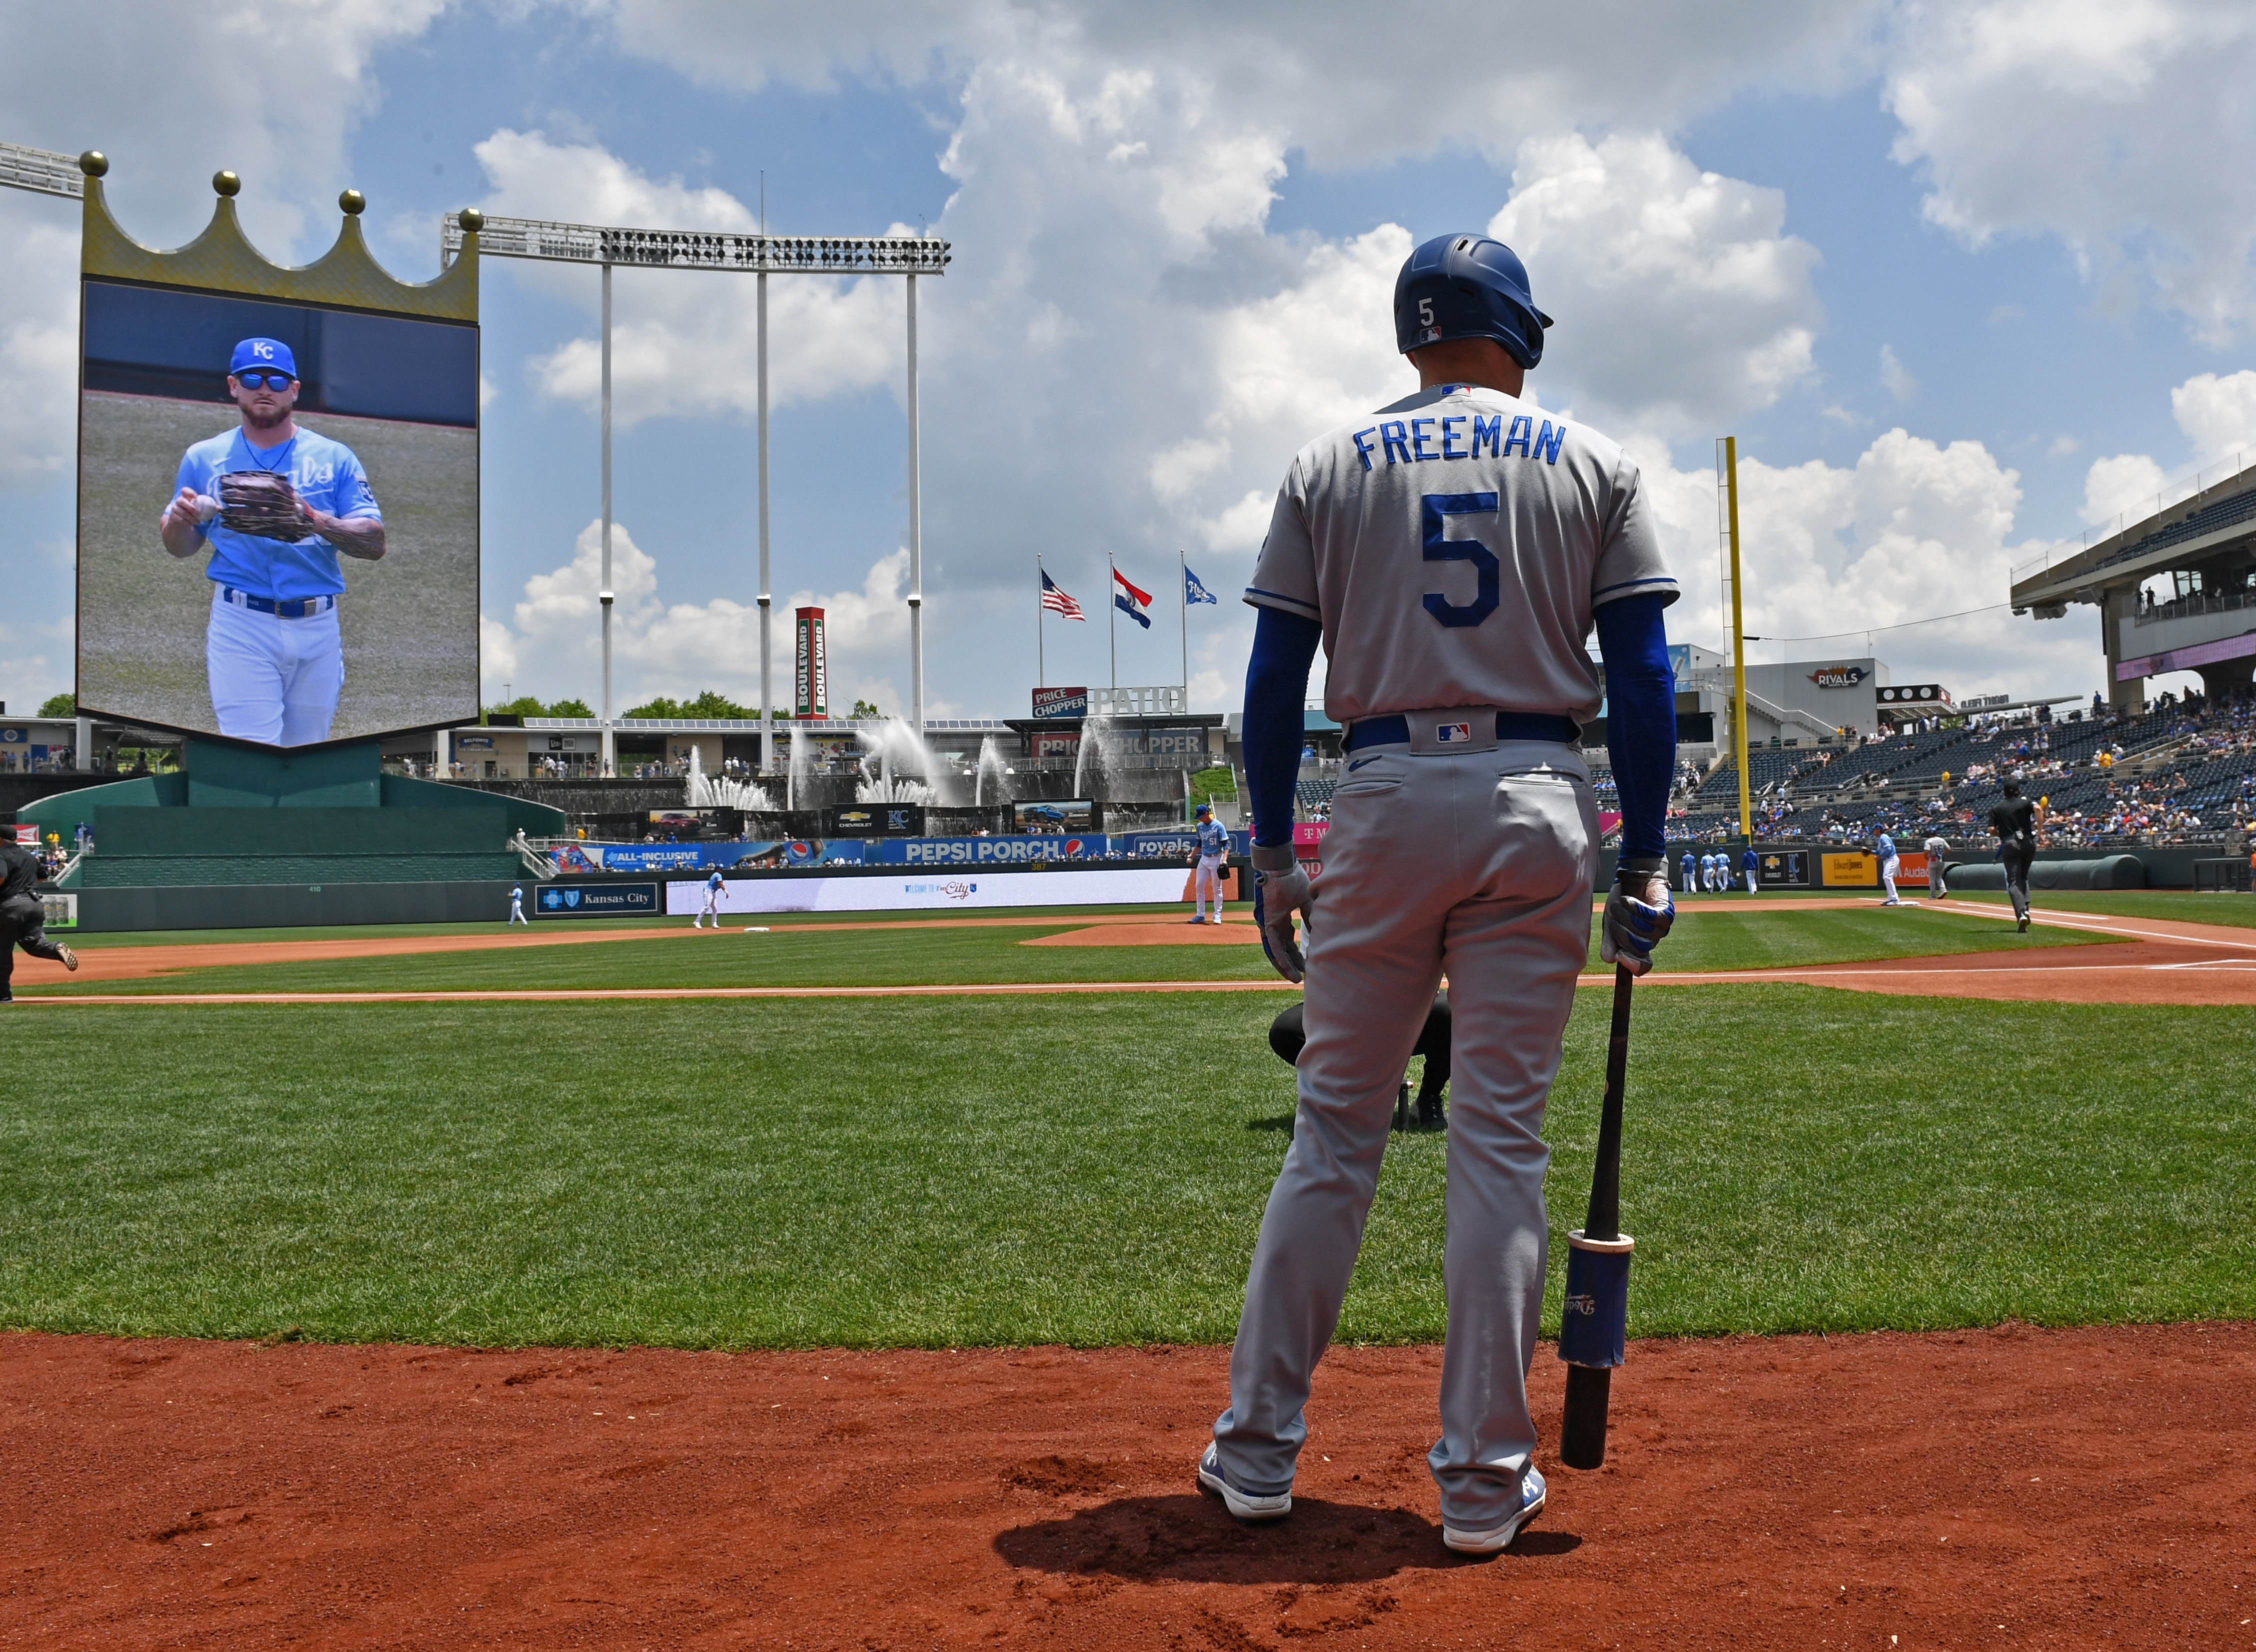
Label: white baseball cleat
xmin=1198 ymin=1442 xmax=1291 ymax=1522
xmin=1442 ymin=1466 xmax=1546 ymax=1555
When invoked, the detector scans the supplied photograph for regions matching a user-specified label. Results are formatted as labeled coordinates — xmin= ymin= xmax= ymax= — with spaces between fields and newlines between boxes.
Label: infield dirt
xmin=4 ymin=1323 xmax=2248 ymax=1650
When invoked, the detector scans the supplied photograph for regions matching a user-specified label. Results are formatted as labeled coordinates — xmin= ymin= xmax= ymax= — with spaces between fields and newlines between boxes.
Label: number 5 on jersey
xmin=1422 ymin=492 xmax=1500 ymax=628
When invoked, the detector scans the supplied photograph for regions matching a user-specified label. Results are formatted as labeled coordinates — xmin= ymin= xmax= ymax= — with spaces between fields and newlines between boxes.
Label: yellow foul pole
xmin=1720 ymin=437 xmax=1752 ymax=842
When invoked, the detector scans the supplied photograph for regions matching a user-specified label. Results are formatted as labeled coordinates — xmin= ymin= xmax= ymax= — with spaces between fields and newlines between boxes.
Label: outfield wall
xmin=662 ymin=865 xmax=1202 ymax=916
xmin=76 ymin=880 xmax=516 ymax=932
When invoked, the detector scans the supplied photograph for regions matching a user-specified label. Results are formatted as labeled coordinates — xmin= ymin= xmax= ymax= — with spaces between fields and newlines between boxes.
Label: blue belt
xmin=1345 ymin=710 xmax=1580 ymax=753
xmin=224 ymin=586 xmax=336 ymax=618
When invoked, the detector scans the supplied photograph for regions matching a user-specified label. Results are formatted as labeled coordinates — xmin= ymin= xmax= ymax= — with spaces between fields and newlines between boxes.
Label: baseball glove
xmin=218 ymin=471 xmax=311 ymax=542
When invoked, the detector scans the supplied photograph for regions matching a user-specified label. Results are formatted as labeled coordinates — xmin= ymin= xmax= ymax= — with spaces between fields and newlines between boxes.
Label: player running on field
xmin=1205 ymin=231 xmax=1677 ymax=1556
xmin=0 ymin=836 xmax=78 ymax=1001
xmin=694 ymin=868 xmax=727 ymax=929
xmin=1990 ymin=778 xmax=2039 ymax=931
xmin=158 ymin=338 xmax=385 ymax=746
xmin=1188 ymin=802 xmax=1230 ymax=924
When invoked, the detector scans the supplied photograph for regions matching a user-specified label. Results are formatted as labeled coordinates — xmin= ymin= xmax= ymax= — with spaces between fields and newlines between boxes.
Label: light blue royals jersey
xmin=1876 ymin=833 xmax=1897 ymax=860
xmin=707 ymin=871 xmax=726 ymax=890
xmin=172 ymin=426 xmax=381 ymax=600
xmin=1195 ymin=818 xmax=1229 ymax=857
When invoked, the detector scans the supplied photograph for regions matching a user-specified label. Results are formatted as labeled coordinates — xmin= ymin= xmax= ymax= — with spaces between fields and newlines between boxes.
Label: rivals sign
xmin=1808 ymin=666 xmax=1866 ymax=688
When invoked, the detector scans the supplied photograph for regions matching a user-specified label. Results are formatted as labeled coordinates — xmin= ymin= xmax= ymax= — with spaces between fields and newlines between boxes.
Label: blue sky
xmin=6 ymin=0 xmax=2254 ymax=721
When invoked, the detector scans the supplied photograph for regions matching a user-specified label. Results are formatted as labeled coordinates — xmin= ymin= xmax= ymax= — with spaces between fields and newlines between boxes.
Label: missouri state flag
xmin=1114 ymin=566 xmax=1154 ymax=629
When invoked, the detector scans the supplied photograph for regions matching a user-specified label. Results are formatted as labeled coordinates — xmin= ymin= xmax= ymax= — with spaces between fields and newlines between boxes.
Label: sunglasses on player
xmin=233 ymin=370 xmax=296 ymax=390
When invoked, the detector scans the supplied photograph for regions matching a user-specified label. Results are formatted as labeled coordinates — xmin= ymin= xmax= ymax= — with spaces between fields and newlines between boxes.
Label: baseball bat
xmin=1558 ymin=963 xmax=1636 ymax=1471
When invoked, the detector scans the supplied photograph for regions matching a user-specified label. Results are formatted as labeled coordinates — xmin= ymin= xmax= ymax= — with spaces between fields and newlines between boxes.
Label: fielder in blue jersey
xmin=695 ymin=868 xmax=727 ymax=929
xmin=1680 ymin=848 xmax=1696 ymax=894
xmin=158 ymin=338 xmax=385 ymax=746
xmin=1876 ymin=830 xmax=1902 ymax=905
xmin=1189 ymin=802 xmax=1230 ymax=924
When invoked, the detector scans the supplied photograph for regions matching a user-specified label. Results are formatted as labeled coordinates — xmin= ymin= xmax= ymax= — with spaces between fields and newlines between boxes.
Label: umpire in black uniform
xmin=0 ymin=836 xmax=78 ymax=1001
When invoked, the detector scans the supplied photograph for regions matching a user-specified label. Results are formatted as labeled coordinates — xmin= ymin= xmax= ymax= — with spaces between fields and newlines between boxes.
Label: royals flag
xmin=1040 ymin=570 xmax=1086 ymax=620
xmin=1184 ymin=565 xmax=1218 ymax=606
xmin=1114 ymin=567 xmax=1154 ymax=629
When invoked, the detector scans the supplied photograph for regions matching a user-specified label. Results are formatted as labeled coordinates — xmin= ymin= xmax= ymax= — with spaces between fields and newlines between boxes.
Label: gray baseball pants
xmin=1212 ymin=738 xmax=1595 ymax=1530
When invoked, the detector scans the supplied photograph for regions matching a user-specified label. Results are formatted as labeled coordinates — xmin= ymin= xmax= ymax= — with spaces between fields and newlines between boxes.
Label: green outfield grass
xmin=27 ymin=900 xmax=2096 ymax=996
xmin=2 ymin=988 xmax=2245 ymax=1349
xmin=1946 ymin=889 xmax=2256 ymax=930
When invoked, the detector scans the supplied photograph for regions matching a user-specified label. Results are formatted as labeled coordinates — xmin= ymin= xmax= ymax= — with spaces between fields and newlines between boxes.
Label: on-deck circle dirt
xmin=3 ymin=1324 xmax=2250 ymax=1648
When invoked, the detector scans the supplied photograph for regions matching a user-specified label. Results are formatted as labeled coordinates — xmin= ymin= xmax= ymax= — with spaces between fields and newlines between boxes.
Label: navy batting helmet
xmin=1394 ymin=232 xmax=1552 ymax=369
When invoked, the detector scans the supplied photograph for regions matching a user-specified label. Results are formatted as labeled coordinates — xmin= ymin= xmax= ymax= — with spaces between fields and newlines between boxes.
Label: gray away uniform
xmin=1219 ymin=382 xmax=1675 ymax=1530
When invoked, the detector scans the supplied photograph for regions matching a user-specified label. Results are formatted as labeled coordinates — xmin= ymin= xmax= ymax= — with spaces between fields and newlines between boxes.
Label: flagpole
xmin=1108 ymin=552 xmax=1118 ymax=693
xmin=1180 ymin=548 xmax=1188 ymax=708
xmin=1037 ymin=554 xmax=1046 ymax=690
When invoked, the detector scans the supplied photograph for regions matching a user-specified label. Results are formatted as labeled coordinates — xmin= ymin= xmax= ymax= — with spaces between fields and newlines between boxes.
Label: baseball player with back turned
xmin=158 ymin=339 xmax=385 ymax=746
xmin=1204 ymin=232 xmax=1678 ymax=1554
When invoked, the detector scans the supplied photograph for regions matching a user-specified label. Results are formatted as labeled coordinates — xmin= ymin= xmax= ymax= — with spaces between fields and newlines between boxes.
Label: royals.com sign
xmin=536 ymin=881 xmax=660 ymax=917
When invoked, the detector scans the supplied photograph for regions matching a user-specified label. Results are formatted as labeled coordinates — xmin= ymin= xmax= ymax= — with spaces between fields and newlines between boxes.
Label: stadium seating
xmin=2092 ymin=484 xmax=2256 ymax=574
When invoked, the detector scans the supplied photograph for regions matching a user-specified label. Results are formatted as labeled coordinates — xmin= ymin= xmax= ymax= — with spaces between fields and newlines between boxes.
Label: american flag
xmin=1040 ymin=569 xmax=1086 ymax=620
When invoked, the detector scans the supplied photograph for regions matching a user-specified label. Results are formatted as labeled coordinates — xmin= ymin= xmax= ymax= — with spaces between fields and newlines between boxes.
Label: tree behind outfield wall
xmin=38 ymin=692 xmax=74 ymax=718
xmin=624 ymin=690 xmax=756 ymax=720
xmin=484 ymin=694 xmax=596 ymax=722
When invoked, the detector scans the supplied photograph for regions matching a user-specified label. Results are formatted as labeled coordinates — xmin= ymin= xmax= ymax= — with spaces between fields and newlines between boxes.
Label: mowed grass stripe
xmin=1 ymin=988 xmax=2244 ymax=1348
xmin=25 ymin=904 xmax=2097 ymax=996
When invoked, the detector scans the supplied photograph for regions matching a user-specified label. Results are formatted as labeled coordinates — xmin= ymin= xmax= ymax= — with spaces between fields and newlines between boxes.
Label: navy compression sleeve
xmin=1594 ymin=592 xmax=1676 ymax=862
xmin=1242 ymin=606 xmax=1323 ymax=847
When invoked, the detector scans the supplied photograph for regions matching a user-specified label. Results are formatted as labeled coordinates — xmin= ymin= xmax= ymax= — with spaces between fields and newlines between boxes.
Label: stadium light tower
xmin=442 ymin=212 xmax=950 ymax=775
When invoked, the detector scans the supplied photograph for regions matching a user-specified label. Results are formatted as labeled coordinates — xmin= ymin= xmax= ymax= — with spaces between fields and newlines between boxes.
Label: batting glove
xmin=1250 ymin=842 xmax=1312 ymax=984
xmin=1600 ymin=856 xmax=1674 ymax=978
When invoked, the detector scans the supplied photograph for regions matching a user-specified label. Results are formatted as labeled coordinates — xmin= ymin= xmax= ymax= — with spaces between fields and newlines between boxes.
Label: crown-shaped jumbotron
xmin=76 ymin=152 xmax=477 ymax=323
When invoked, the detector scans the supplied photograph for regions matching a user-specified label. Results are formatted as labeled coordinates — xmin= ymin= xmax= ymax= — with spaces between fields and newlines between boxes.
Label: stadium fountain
xmin=973 ymin=735 xmax=1014 ymax=807
xmin=1074 ymin=713 xmax=1118 ymax=798
xmin=854 ymin=716 xmax=954 ymax=806
xmin=786 ymin=727 xmax=812 ymax=813
xmin=686 ymin=745 xmax=774 ymax=812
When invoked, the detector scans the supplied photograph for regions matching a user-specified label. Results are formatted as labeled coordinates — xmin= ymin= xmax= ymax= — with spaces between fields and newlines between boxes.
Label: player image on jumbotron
xmin=76 ymin=274 xmax=480 ymax=749
xmin=155 ymin=338 xmax=385 ymax=746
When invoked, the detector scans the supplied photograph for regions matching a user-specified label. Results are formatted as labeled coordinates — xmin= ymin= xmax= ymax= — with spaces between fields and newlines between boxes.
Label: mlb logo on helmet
xmin=1437 ymin=722 xmax=1472 ymax=744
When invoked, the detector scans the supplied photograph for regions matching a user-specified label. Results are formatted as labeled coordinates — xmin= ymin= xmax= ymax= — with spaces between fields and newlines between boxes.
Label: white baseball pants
xmin=1880 ymin=856 xmax=1900 ymax=902
xmin=206 ymin=588 xmax=344 ymax=746
xmin=1213 ymin=738 xmax=1596 ymax=1531
xmin=1196 ymin=854 xmax=1226 ymax=918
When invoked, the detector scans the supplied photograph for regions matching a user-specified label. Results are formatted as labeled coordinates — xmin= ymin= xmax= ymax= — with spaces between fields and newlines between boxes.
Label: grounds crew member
xmin=158 ymin=338 xmax=386 ymax=746
xmin=0 ymin=835 xmax=78 ymax=1001
xmin=1203 ymin=230 xmax=1677 ymax=1554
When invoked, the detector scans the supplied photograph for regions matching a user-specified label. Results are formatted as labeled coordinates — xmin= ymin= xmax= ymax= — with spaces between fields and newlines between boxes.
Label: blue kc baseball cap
xmin=230 ymin=337 xmax=296 ymax=378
